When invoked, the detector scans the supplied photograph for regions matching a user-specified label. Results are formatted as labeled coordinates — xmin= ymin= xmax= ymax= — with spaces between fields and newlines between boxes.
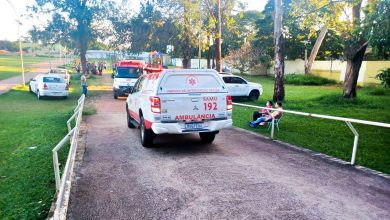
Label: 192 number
xmin=204 ymin=102 xmax=217 ymax=110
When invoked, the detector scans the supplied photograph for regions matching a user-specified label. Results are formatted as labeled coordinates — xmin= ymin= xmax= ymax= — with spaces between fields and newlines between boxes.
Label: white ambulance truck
xmin=126 ymin=69 xmax=233 ymax=147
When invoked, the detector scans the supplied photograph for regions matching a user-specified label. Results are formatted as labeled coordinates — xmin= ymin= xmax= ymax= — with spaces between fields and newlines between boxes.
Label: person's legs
xmin=249 ymin=116 xmax=266 ymax=127
xmin=82 ymin=85 xmax=88 ymax=96
xmin=253 ymin=116 xmax=266 ymax=124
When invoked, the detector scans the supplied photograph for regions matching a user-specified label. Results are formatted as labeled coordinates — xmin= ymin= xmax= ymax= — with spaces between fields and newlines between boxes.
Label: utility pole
xmin=216 ymin=0 xmax=222 ymax=72
xmin=273 ymin=0 xmax=285 ymax=101
xmin=59 ymin=45 xmax=62 ymax=65
xmin=198 ymin=2 xmax=202 ymax=69
xmin=6 ymin=0 xmax=25 ymax=85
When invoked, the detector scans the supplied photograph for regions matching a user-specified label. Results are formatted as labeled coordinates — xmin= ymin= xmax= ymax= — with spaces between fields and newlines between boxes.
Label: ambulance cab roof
xmin=116 ymin=60 xmax=145 ymax=68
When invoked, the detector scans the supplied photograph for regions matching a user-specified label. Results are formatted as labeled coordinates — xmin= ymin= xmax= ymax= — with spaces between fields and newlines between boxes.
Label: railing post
xmin=52 ymin=152 xmax=61 ymax=192
xmin=271 ymin=118 xmax=275 ymax=139
xmin=66 ymin=121 xmax=72 ymax=133
xmin=346 ymin=121 xmax=359 ymax=165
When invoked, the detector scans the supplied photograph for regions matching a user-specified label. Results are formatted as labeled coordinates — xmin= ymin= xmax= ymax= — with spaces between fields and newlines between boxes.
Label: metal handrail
xmin=51 ymin=94 xmax=85 ymax=220
xmin=234 ymin=102 xmax=390 ymax=165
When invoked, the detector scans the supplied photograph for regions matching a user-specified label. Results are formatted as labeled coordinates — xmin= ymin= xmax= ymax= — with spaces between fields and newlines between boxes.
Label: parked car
xmin=29 ymin=74 xmax=69 ymax=99
xmin=126 ymin=69 xmax=233 ymax=147
xmin=112 ymin=60 xmax=145 ymax=99
xmin=219 ymin=74 xmax=262 ymax=101
xmin=48 ymin=68 xmax=70 ymax=84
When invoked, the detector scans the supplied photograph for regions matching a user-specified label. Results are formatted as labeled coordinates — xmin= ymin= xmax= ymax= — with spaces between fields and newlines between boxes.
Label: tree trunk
xmin=273 ymin=0 xmax=285 ymax=102
xmin=342 ymin=42 xmax=368 ymax=98
xmin=182 ymin=55 xmax=191 ymax=69
xmin=305 ymin=26 xmax=327 ymax=75
xmin=182 ymin=42 xmax=192 ymax=69
xmin=215 ymin=0 xmax=222 ymax=72
xmin=342 ymin=0 xmax=366 ymax=98
xmin=77 ymin=22 xmax=88 ymax=75
xmin=207 ymin=46 xmax=211 ymax=68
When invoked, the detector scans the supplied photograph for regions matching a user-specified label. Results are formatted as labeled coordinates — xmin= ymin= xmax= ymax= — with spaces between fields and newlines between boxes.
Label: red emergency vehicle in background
xmin=112 ymin=60 xmax=145 ymax=99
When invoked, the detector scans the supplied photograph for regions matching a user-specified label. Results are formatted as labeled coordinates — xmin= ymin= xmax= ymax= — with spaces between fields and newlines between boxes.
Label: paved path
xmin=0 ymin=59 xmax=64 ymax=95
xmin=68 ymin=92 xmax=390 ymax=219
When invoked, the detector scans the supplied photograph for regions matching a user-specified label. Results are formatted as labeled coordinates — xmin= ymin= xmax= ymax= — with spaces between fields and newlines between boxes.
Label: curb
xmin=232 ymin=126 xmax=390 ymax=181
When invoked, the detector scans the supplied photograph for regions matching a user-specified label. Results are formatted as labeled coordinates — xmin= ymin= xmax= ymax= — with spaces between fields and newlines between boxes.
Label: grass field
xmin=0 ymin=55 xmax=53 ymax=80
xmin=234 ymin=74 xmax=390 ymax=174
xmin=0 ymin=70 xmax=105 ymax=219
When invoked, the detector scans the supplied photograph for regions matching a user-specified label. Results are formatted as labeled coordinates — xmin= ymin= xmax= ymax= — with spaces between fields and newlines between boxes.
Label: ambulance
xmin=125 ymin=69 xmax=233 ymax=147
xmin=112 ymin=60 xmax=145 ymax=99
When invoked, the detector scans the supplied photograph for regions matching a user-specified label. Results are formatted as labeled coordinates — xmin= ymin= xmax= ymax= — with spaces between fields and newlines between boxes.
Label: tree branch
xmin=292 ymin=0 xmax=347 ymax=20
xmin=204 ymin=0 xmax=216 ymax=20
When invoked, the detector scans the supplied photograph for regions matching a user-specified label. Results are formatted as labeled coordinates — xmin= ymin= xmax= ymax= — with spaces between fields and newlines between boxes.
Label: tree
xmin=366 ymin=0 xmax=390 ymax=60
xmin=224 ymin=42 xmax=259 ymax=76
xmin=223 ymin=10 xmax=262 ymax=54
xmin=151 ymin=0 xmax=200 ymax=68
xmin=0 ymin=40 xmax=19 ymax=52
xmin=110 ymin=1 xmax=176 ymax=53
xmin=305 ymin=26 xmax=327 ymax=74
xmin=204 ymin=0 xmax=236 ymax=71
xmin=289 ymin=0 xmax=344 ymax=74
xmin=253 ymin=1 xmax=275 ymax=60
xmin=273 ymin=0 xmax=285 ymax=101
xmin=341 ymin=0 xmax=383 ymax=98
xmin=29 ymin=0 xmax=115 ymax=74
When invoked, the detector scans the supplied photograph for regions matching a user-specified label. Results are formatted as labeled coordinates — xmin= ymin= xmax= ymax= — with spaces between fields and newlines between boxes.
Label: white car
xmin=29 ymin=74 xmax=69 ymax=99
xmin=48 ymin=68 xmax=70 ymax=84
xmin=126 ymin=69 xmax=233 ymax=147
xmin=219 ymin=74 xmax=262 ymax=101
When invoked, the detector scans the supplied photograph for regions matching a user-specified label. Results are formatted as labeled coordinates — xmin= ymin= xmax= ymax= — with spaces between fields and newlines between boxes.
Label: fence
xmin=51 ymin=94 xmax=85 ymax=220
xmin=233 ymin=102 xmax=390 ymax=165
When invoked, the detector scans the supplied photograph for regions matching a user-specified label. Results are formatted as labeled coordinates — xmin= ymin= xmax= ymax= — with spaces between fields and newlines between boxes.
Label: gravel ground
xmin=68 ymin=93 xmax=390 ymax=220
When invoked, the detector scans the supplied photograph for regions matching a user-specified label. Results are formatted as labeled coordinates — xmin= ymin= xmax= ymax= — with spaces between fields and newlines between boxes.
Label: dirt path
xmin=67 ymin=90 xmax=390 ymax=219
xmin=0 ymin=59 xmax=65 ymax=95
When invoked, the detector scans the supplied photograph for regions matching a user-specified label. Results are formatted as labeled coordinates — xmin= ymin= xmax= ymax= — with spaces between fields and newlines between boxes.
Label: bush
xmin=376 ymin=68 xmax=390 ymax=88
xmin=284 ymin=74 xmax=337 ymax=85
xmin=368 ymin=87 xmax=386 ymax=96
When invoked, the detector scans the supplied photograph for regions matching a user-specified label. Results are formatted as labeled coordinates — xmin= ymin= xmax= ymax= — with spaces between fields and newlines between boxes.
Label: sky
xmin=0 ymin=0 xmax=267 ymax=41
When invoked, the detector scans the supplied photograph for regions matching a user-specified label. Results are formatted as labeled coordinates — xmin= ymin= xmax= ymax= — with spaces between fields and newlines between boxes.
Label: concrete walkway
xmin=0 ymin=59 xmax=65 ymax=95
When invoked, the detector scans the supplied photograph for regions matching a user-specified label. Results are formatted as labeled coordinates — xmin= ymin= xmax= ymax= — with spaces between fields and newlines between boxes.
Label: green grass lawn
xmin=0 ymin=55 xmax=53 ymax=80
xmin=0 ymin=72 xmax=104 ymax=219
xmin=234 ymin=74 xmax=390 ymax=174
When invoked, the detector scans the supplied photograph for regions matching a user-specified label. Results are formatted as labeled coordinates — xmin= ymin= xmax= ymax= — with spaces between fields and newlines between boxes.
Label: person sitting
xmin=249 ymin=102 xmax=283 ymax=128
xmin=252 ymin=100 xmax=273 ymax=121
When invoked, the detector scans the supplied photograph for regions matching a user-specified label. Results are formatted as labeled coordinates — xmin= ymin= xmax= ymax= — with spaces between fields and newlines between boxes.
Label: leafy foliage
xmin=28 ymin=0 xmax=117 ymax=73
xmin=376 ymin=68 xmax=390 ymax=88
xmin=0 ymin=40 xmax=19 ymax=52
xmin=224 ymin=42 xmax=259 ymax=75
xmin=111 ymin=1 xmax=176 ymax=53
xmin=365 ymin=0 xmax=390 ymax=60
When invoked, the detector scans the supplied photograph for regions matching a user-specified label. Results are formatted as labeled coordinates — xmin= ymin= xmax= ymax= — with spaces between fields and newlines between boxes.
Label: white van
xmin=126 ymin=69 xmax=233 ymax=147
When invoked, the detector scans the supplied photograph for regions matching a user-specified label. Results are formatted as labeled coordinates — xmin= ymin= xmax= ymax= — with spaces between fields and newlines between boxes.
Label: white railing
xmin=51 ymin=94 xmax=85 ymax=220
xmin=233 ymin=102 xmax=390 ymax=165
